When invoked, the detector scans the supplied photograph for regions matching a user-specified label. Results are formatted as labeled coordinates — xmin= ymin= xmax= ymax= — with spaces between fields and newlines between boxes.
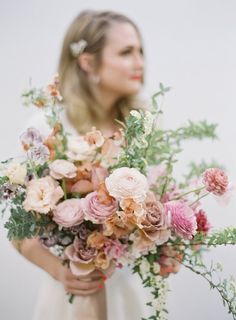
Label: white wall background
xmin=0 ymin=1 xmax=236 ymax=319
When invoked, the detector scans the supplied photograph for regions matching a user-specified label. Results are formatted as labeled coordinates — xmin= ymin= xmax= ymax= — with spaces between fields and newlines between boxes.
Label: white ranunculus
xmin=66 ymin=136 xmax=96 ymax=162
xmin=105 ymin=167 xmax=148 ymax=203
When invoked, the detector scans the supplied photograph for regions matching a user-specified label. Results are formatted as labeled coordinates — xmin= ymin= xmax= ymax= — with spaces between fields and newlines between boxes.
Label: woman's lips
xmin=130 ymin=75 xmax=142 ymax=81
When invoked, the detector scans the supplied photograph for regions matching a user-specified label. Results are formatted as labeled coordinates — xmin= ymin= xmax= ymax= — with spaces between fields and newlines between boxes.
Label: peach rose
xmin=94 ymin=251 xmax=110 ymax=270
xmin=84 ymin=127 xmax=105 ymax=147
xmin=105 ymin=167 xmax=148 ymax=203
xmin=103 ymin=213 xmax=135 ymax=237
xmin=23 ymin=176 xmax=64 ymax=214
xmin=53 ymin=198 xmax=84 ymax=227
xmin=87 ymin=231 xmax=109 ymax=249
xmin=49 ymin=159 xmax=77 ymax=179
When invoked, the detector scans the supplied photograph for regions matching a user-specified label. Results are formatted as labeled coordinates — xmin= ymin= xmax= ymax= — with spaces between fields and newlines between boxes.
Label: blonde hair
xmin=58 ymin=10 xmax=145 ymax=134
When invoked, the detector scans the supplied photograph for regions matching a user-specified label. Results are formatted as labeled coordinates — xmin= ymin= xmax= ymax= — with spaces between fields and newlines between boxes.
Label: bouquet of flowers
xmin=1 ymin=75 xmax=236 ymax=320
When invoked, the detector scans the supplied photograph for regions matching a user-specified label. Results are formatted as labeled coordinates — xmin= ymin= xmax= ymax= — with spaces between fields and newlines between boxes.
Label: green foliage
xmin=4 ymin=206 xmax=51 ymax=240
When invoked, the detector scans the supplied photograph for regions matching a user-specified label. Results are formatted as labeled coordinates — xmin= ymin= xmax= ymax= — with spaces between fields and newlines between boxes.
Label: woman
xmin=13 ymin=10 xmax=147 ymax=320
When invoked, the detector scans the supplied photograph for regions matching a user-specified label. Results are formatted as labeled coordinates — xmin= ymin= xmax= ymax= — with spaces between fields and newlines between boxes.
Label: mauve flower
xmin=165 ymin=201 xmax=197 ymax=239
xmin=195 ymin=209 xmax=211 ymax=234
xmin=140 ymin=199 xmax=171 ymax=244
xmin=202 ymin=168 xmax=229 ymax=196
xmin=64 ymin=237 xmax=97 ymax=275
xmin=105 ymin=167 xmax=148 ymax=203
xmin=20 ymin=127 xmax=43 ymax=150
xmin=49 ymin=159 xmax=77 ymax=180
xmin=82 ymin=191 xmax=118 ymax=223
xmin=27 ymin=144 xmax=50 ymax=165
xmin=23 ymin=176 xmax=64 ymax=214
xmin=53 ymin=198 xmax=84 ymax=228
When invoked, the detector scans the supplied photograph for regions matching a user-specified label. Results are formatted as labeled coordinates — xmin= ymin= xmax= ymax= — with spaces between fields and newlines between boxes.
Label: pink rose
xmin=23 ymin=176 xmax=64 ymax=214
xmin=202 ymin=168 xmax=229 ymax=196
xmin=140 ymin=199 xmax=171 ymax=244
xmin=105 ymin=167 xmax=148 ymax=203
xmin=53 ymin=199 xmax=84 ymax=227
xmin=82 ymin=191 xmax=118 ymax=223
xmin=49 ymin=159 xmax=77 ymax=179
xmin=165 ymin=201 xmax=197 ymax=239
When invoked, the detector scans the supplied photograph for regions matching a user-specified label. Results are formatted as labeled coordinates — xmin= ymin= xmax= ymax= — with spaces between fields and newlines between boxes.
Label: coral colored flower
xmin=195 ymin=209 xmax=211 ymax=234
xmin=165 ymin=201 xmax=197 ymax=239
xmin=49 ymin=159 xmax=77 ymax=180
xmin=105 ymin=167 xmax=148 ymax=203
xmin=53 ymin=198 xmax=84 ymax=228
xmin=202 ymin=168 xmax=229 ymax=196
xmin=158 ymin=246 xmax=183 ymax=277
xmin=87 ymin=231 xmax=109 ymax=249
xmin=23 ymin=176 xmax=64 ymax=214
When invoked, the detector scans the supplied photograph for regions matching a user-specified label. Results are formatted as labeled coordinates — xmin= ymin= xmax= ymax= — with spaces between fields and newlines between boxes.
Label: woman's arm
xmin=11 ymin=238 xmax=104 ymax=295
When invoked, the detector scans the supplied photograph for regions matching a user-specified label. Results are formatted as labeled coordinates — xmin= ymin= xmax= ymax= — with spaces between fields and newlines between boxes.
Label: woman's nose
xmin=134 ymin=52 xmax=144 ymax=70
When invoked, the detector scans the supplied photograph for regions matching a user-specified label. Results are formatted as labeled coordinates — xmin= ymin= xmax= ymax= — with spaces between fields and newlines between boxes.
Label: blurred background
xmin=0 ymin=1 xmax=235 ymax=319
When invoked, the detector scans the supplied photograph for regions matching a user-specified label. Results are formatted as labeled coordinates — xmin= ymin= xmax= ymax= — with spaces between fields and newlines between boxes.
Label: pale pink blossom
xmin=101 ymin=138 xmax=122 ymax=166
xmin=82 ymin=191 xmax=118 ymax=223
xmin=49 ymin=159 xmax=77 ymax=180
xmin=105 ymin=167 xmax=148 ymax=203
xmin=165 ymin=201 xmax=197 ymax=239
xmin=214 ymin=182 xmax=236 ymax=206
xmin=27 ymin=144 xmax=50 ymax=165
xmin=202 ymin=168 xmax=229 ymax=196
xmin=20 ymin=127 xmax=43 ymax=149
xmin=53 ymin=199 xmax=84 ymax=227
xmin=23 ymin=176 xmax=64 ymax=214
xmin=104 ymin=239 xmax=126 ymax=260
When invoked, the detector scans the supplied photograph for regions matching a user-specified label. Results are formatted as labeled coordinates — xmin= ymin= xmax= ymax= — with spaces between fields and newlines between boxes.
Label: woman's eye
xmin=120 ymin=50 xmax=132 ymax=55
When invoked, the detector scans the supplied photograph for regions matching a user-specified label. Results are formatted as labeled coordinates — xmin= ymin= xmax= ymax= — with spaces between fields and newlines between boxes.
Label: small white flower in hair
xmin=70 ymin=39 xmax=87 ymax=57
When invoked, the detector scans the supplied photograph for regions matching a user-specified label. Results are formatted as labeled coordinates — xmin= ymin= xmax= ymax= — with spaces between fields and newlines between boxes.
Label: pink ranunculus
xmin=140 ymin=199 xmax=171 ymax=244
xmin=202 ymin=168 xmax=229 ymax=196
xmin=49 ymin=159 xmax=77 ymax=180
xmin=53 ymin=198 xmax=84 ymax=227
xmin=105 ymin=167 xmax=148 ymax=203
xmin=195 ymin=209 xmax=211 ymax=234
xmin=82 ymin=191 xmax=118 ymax=224
xmin=165 ymin=201 xmax=197 ymax=239
xmin=23 ymin=176 xmax=64 ymax=214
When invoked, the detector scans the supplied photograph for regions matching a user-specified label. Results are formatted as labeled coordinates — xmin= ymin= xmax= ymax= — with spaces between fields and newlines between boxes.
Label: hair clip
xmin=70 ymin=39 xmax=87 ymax=58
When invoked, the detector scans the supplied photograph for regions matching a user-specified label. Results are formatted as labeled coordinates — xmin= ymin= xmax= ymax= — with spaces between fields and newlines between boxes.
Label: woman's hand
xmin=57 ymin=266 xmax=105 ymax=296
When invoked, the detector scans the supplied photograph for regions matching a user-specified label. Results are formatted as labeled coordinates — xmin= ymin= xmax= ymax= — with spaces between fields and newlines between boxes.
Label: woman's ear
xmin=78 ymin=53 xmax=95 ymax=74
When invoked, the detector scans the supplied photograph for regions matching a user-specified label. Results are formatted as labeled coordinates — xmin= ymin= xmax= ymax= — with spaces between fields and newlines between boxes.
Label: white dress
xmin=23 ymin=110 xmax=151 ymax=320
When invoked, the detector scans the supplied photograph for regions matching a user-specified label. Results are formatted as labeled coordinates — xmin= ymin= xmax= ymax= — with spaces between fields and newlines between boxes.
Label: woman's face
xmin=97 ymin=22 xmax=144 ymax=97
